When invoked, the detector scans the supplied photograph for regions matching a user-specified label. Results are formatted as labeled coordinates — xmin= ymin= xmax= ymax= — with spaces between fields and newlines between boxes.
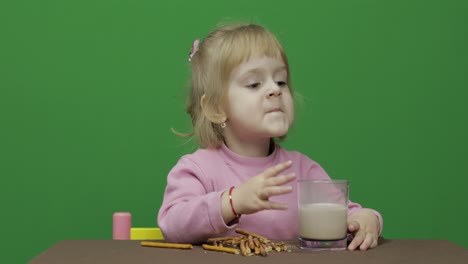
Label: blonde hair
xmin=179 ymin=23 xmax=292 ymax=149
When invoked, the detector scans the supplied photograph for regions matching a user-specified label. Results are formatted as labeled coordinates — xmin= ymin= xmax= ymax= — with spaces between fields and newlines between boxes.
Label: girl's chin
xmin=269 ymin=129 xmax=289 ymax=138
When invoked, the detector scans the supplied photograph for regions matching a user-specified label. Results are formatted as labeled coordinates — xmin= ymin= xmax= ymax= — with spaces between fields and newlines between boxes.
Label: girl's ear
xmin=200 ymin=94 xmax=227 ymax=123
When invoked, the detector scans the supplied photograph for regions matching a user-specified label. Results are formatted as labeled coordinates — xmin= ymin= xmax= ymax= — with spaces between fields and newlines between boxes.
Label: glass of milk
xmin=298 ymin=179 xmax=349 ymax=250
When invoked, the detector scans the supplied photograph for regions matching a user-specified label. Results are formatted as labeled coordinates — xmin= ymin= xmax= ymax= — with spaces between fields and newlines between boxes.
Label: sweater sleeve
xmin=157 ymin=156 xmax=233 ymax=243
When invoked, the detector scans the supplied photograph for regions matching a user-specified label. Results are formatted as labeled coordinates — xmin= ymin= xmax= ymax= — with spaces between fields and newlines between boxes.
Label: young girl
xmin=158 ymin=23 xmax=382 ymax=251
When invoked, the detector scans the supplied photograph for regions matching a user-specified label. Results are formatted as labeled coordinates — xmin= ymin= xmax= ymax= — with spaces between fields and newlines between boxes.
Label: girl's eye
xmin=246 ymin=83 xmax=261 ymax=89
xmin=277 ymin=81 xmax=288 ymax=87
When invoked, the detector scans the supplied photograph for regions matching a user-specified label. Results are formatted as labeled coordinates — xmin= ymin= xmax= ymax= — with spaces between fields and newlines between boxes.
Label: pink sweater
xmin=158 ymin=144 xmax=383 ymax=243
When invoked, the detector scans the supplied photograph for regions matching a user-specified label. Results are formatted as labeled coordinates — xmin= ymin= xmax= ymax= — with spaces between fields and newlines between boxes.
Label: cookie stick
xmin=140 ymin=241 xmax=193 ymax=249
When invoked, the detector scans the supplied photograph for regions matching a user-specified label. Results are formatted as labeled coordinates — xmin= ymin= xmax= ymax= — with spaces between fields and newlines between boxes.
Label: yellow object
xmin=130 ymin=227 xmax=164 ymax=240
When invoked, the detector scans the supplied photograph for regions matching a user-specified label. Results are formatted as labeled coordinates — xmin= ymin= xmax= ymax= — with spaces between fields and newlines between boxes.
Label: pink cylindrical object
xmin=113 ymin=212 xmax=132 ymax=240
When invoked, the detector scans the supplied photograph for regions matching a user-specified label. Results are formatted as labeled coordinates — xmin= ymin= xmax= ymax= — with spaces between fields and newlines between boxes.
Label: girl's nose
xmin=267 ymin=83 xmax=282 ymax=98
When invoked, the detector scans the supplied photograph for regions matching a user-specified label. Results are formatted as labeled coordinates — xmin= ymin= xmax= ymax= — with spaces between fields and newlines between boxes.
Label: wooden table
xmin=29 ymin=239 xmax=467 ymax=264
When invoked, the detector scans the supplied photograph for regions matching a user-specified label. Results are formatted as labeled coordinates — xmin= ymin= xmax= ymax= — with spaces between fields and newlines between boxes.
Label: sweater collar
xmin=219 ymin=142 xmax=279 ymax=169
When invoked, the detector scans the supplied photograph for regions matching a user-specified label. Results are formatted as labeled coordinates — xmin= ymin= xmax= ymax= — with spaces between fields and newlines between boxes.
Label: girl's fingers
xmin=263 ymin=161 xmax=292 ymax=178
xmin=258 ymin=186 xmax=293 ymax=200
xmin=267 ymin=173 xmax=296 ymax=186
xmin=263 ymin=201 xmax=289 ymax=210
xmin=370 ymin=236 xmax=379 ymax=248
xmin=359 ymin=233 xmax=374 ymax=251
xmin=348 ymin=231 xmax=365 ymax=251
xmin=347 ymin=221 xmax=360 ymax=233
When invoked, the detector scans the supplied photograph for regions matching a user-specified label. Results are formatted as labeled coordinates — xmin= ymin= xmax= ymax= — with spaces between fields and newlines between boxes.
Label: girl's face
xmin=223 ymin=56 xmax=294 ymax=147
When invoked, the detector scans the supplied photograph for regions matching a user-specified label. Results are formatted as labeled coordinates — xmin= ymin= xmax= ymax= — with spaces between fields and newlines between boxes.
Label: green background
xmin=1 ymin=0 xmax=467 ymax=263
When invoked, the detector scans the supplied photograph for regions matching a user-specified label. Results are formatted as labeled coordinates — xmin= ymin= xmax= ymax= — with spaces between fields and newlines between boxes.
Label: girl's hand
xmin=347 ymin=209 xmax=380 ymax=251
xmin=232 ymin=160 xmax=296 ymax=215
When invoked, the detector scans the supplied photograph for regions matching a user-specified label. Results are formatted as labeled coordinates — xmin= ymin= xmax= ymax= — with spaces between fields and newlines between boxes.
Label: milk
xmin=299 ymin=203 xmax=348 ymax=240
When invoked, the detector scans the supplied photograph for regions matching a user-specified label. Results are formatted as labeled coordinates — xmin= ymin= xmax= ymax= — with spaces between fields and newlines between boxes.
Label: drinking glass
xmin=298 ymin=179 xmax=349 ymax=250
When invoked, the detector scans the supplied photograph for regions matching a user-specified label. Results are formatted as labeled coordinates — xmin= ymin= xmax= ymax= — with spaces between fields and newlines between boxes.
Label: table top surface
xmin=29 ymin=239 xmax=467 ymax=264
